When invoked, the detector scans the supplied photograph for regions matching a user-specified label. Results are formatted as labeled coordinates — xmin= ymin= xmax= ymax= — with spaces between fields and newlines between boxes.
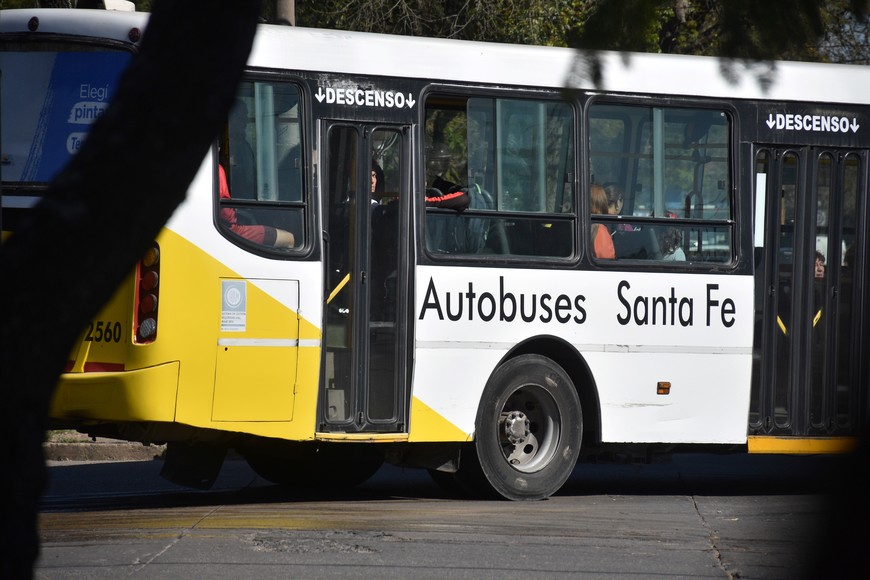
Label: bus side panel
xmin=409 ymin=347 xmax=502 ymax=442
xmin=163 ymin=177 xmax=324 ymax=440
xmin=588 ymin=352 xmax=752 ymax=444
xmin=51 ymin=217 xmax=324 ymax=443
xmin=412 ymin=265 xmax=754 ymax=445
xmin=409 ymin=349 xmax=752 ymax=445
xmin=212 ymin=278 xmax=300 ymax=422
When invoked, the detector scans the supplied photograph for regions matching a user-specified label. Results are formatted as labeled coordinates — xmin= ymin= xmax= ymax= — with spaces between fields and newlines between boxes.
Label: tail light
xmin=134 ymin=243 xmax=160 ymax=343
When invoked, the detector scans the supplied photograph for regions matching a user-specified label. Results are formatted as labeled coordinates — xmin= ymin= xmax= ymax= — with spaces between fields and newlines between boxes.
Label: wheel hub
xmin=502 ymin=411 xmax=530 ymax=445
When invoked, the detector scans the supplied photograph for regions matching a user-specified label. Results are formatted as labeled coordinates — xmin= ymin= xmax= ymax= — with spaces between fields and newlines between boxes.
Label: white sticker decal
xmin=221 ymin=280 xmax=247 ymax=332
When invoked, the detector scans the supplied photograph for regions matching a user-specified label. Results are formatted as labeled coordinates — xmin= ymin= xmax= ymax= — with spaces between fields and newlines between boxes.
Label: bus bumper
xmin=50 ymin=361 xmax=180 ymax=423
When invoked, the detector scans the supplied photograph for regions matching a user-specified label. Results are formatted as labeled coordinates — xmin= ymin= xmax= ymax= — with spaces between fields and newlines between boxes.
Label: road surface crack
xmin=691 ymin=496 xmax=735 ymax=579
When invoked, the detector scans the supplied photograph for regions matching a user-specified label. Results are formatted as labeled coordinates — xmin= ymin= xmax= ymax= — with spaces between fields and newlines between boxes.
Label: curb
xmin=42 ymin=432 xmax=245 ymax=462
xmin=43 ymin=441 xmax=165 ymax=462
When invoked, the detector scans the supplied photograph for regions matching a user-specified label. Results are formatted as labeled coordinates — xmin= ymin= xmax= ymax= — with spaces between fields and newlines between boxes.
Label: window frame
xmin=586 ymin=95 xmax=739 ymax=268
xmin=420 ymin=85 xmax=580 ymax=264
xmin=214 ymin=74 xmax=308 ymax=257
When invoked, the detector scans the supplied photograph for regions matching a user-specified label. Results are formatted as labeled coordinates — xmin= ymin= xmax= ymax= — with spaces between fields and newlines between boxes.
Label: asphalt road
xmin=33 ymin=451 xmax=858 ymax=579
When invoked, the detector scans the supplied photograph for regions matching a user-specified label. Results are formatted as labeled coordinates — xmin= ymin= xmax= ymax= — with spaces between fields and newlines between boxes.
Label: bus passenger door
xmin=751 ymin=147 xmax=868 ymax=442
xmin=320 ymin=122 xmax=409 ymax=433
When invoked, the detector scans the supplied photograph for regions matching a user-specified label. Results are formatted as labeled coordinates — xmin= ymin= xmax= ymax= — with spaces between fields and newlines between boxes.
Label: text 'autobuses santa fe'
xmin=2 ymin=7 xmax=867 ymax=500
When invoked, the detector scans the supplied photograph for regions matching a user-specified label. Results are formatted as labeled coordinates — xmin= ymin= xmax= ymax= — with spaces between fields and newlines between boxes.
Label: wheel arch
xmin=497 ymin=335 xmax=602 ymax=448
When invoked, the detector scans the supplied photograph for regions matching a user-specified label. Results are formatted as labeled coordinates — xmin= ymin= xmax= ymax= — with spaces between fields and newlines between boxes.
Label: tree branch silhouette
xmin=0 ymin=1 xmax=261 ymax=577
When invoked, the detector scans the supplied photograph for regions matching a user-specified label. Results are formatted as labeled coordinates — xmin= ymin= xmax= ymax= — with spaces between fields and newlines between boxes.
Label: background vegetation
xmin=9 ymin=0 xmax=869 ymax=64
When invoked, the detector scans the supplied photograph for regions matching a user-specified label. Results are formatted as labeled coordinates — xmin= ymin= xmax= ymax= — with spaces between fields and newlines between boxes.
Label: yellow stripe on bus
xmin=408 ymin=397 xmax=473 ymax=443
xmin=747 ymin=435 xmax=858 ymax=454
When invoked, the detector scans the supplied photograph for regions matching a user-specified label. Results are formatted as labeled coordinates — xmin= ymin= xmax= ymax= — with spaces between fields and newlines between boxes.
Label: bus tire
xmin=464 ymin=354 xmax=582 ymax=500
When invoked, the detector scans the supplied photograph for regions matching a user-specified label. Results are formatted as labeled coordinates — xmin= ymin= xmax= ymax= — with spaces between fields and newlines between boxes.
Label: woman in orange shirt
xmin=590 ymin=183 xmax=615 ymax=259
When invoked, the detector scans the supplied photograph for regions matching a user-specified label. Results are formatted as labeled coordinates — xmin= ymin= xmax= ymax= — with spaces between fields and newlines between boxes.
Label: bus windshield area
xmin=0 ymin=43 xmax=132 ymax=185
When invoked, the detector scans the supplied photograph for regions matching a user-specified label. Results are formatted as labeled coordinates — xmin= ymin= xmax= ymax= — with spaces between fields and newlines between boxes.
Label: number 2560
xmin=84 ymin=321 xmax=123 ymax=343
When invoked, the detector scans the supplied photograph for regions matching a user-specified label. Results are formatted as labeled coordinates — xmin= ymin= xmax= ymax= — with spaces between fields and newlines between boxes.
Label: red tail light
xmin=134 ymin=243 xmax=160 ymax=343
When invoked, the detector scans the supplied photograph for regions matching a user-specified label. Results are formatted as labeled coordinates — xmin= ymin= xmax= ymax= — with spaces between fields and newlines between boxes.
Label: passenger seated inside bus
xmin=371 ymin=160 xmax=388 ymax=207
xmin=590 ymin=183 xmax=615 ymax=259
xmin=218 ymin=165 xmax=295 ymax=249
xmin=658 ymin=226 xmax=686 ymax=261
xmin=605 ymin=183 xmax=637 ymax=232
xmin=426 ymin=175 xmax=495 ymax=255
xmin=426 ymin=175 xmax=470 ymax=210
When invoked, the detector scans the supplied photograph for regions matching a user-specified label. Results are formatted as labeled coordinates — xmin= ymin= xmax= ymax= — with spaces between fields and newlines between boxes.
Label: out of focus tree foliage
xmin=6 ymin=1 xmax=869 ymax=63
xmin=573 ymin=0 xmax=869 ymax=64
xmin=295 ymin=0 xmax=869 ymax=64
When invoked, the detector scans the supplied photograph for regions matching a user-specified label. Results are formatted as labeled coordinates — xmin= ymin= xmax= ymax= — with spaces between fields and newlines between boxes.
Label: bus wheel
xmin=244 ymin=443 xmax=383 ymax=490
xmin=462 ymin=354 xmax=582 ymax=500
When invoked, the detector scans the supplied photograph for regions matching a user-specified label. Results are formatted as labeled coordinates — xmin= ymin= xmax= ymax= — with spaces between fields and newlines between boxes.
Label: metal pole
xmin=275 ymin=0 xmax=295 ymax=26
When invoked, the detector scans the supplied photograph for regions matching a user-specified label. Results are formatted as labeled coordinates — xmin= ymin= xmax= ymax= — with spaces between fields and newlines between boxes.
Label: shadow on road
xmin=40 ymin=451 xmax=844 ymax=514
xmin=560 ymin=452 xmax=844 ymax=497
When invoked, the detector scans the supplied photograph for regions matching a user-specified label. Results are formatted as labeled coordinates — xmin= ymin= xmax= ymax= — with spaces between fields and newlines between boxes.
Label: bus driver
xmin=219 ymin=164 xmax=296 ymax=249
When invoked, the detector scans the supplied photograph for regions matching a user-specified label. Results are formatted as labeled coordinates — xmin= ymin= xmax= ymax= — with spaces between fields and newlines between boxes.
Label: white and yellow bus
xmin=2 ymin=7 xmax=868 ymax=500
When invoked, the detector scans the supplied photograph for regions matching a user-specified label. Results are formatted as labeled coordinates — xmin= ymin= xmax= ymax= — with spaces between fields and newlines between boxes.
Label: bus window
xmin=217 ymin=81 xmax=305 ymax=252
xmin=589 ymin=103 xmax=733 ymax=264
xmin=423 ymin=93 xmax=575 ymax=259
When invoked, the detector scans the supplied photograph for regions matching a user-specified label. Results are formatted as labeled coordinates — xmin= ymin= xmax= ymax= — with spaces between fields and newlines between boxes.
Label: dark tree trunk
xmin=0 ymin=1 xmax=261 ymax=577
